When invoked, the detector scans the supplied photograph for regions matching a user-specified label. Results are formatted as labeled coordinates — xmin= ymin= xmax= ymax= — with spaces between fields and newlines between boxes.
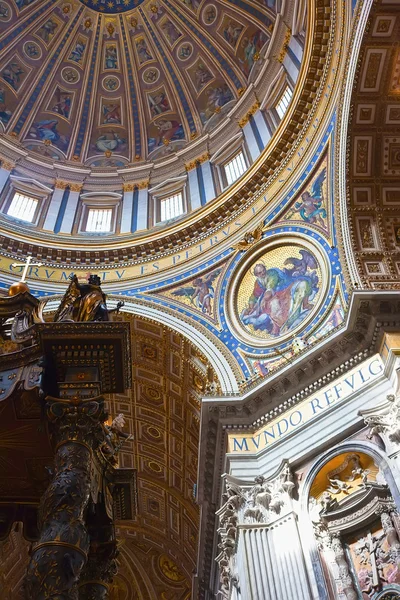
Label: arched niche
xmin=301 ymin=444 xmax=400 ymax=600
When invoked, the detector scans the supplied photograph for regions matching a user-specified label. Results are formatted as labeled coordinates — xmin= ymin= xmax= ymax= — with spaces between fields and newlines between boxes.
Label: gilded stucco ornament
xmin=360 ymin=371 xmax=400 ymax=445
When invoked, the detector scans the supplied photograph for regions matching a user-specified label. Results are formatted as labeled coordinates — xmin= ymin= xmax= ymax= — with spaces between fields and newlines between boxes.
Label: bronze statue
xmin=54 ymin=274 xmax=123 ymax=322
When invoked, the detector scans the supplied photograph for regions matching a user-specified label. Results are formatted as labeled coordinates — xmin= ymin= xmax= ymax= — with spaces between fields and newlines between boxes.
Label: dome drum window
xmin=160 ymin=193 xmax=184 ymax=223
xmin=223 ymin=151 xmax=247 ymax=187
xmin=150 ymin=178 xmax=187 ymax=225
xmin=0 ymin=177 xmax=52 ymax=227
xmin=76 ymin=193 xmax=121 ymax=235
xmin=86 ymin=208 xmax=113 ymax=233
xmin=275 ymin=84 xmax=294 ymax=119
xmin=7 ymin=192 xmax=38 ymax=223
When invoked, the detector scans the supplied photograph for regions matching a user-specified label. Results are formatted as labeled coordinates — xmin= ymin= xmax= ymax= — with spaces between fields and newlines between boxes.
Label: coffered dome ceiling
xmin=0 ymin=0 xmax=277 ymax=168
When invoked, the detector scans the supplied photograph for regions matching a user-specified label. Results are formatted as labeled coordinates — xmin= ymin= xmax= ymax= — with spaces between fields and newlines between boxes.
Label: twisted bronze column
xmin=25 ymin=396 xmax=106 ymax=600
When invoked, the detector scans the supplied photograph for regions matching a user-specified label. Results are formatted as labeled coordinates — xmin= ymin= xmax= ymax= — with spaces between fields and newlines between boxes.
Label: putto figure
xmin=54 ymin=273 xmax=123 ymax=322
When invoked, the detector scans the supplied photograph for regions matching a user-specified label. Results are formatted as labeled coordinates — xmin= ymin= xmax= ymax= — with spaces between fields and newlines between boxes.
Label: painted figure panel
xmin=179 ymin=0 xmax=200 ymax=13
xmin=35 ymin=17 xmax=60 ymax=44
xmin=164 ymin=268 xmax=223 ymax=317
xmin=68 ymin=37 xmax=87 ymax=65
xmin=159 ymin=17 xmax=182 ymax=47
xmin=147 ymin=87 xmax=171 ymax=118
xmin=47 ymin=87 xmax=73 ymax=120
xmin=0 ymin=56 xmax=28 ymax=91
xmin=28 ymin=118 xmax=70 ymax=153
xmin=202 ymin=4 xmax=217 ymax=25
xmin=237 ymin=245 xmax=322 ymax=340
xmin=101 ymin=99 xmax=122 ymax=125
xmin=104 ymin=43 xmax=118 ymax=70
xmin=0 ymin=84 xmax=12 ymax=125
xmin=219 ymin=17 xmax=244 ymax=49
xmin=135 ymin=37 xmax=153 ymax=65
xmin=177 ymin=42 xmax=192 ymax=61
xmin=238 ymin=29 xmax=269 ymax=76
xmin=23 ymin=41 xmax=41 ymax=60
xmin=186 ymin=59 xmax=214 ymax=94
xmin=92 ymin=129 xmax=127 ymax=155
xmin=200 ymin=83 xmax=234 ymax=124
xmin=148 ymin=118 xmax=184 ymax=153
xmin=285 ymin=165 xmax=328 ymax=230
xmin=0 ymin=1 xmax=11 ymax=21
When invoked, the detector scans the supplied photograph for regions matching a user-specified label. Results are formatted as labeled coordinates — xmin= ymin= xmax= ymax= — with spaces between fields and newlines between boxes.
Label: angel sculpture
xmin=54 ymin=273 xmax=124 ymax=322
xmin=287 ymin=168 xmax=327 ymax=228
xmin=326 ymin=477 xmax=352 ymax=495
xmin=171 ymin=269 xmax=222 ymax=315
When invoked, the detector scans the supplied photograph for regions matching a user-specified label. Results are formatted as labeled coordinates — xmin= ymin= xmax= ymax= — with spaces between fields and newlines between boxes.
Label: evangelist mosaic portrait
xmin=236 ymin=244 xmax=323 ymax=341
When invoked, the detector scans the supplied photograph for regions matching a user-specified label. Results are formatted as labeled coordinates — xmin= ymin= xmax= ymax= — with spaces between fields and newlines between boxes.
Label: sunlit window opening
xmin=7 ymin=192 xmax=38 ymax=222
xmin=160 ymin=192 xmax=184 ymax=222
xmin=86 ymin=208 xmax=112 ymax=232
xmin=224 ymin=152 xmax=247 ymax=186
xmin=276 ymin=85 xmax=293 ymax=119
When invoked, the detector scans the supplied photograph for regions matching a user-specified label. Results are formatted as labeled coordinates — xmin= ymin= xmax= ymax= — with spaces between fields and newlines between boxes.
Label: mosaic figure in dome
xmin=24 ymin=42 xmax=40 ymax=59
xmin=104 ymin=44 xmax=118 ymax=69
xmin=178 ymin=43 xmax=192 ymax=60
xmin=0 ymin=2 xmax=10 ymax=19
xmin=201 ymin=84 xmax=234 ymax=122
xmin=240 ymin=30 xmax=268 ymax=75
xmin=1 ymin=60 xmax=24 ymax=90
xmin=143 ymin=68 xmax=159 ymax=84
xmin=148 ymin=90 xmax=171 ymax=117
xmin=0 ymin=86 xmax=11 ymax=124
xmin=135 ymin=37 xmax=153 ymax=64
xmin=181 ymin=0 xmax=199 ymax=12
xmin=36 ymin=18 xmax=59 ymax=44
xmin=160 ymin=19 xmax=182 ymax=46
xmin=50 ymin=88 xmax=72 ymax=119
xmin=29 ymin=119 xmax=69 ymax=152
xmin=222 ymin=19 xmax=244 ymax=49
xmin=288 ymin=168 xmax=327 ymax=229
xmin=102 ymin=101 xmax=121 ymax=124
xmin=194 ymin=61 xmax=213 ymax=91
xmin=95 ymin=130 xmax=126 ymax=153
xmin=68 ymin=39 xmax=86 ymax=64
xmin=61 ymin=67 xmax=79 ymax=84
xmin=14 ymin=0 xmax=35 ymax=9
xmin=148 ymin=118 xmax=184 ymax=152
xmin=240 ymin=249 xmax=319 ymax=336
xmin=171 ymin=269 xmax=222 ymax=316
xmin=203 ymin=5 xmax=216 ymax=24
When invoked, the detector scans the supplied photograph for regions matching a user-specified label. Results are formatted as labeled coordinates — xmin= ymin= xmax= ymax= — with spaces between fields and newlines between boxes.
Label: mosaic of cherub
xmin=287 ymin=167 xmax=327 ymax=229
xmin=171 ymin=268 xmax=222 ymax=315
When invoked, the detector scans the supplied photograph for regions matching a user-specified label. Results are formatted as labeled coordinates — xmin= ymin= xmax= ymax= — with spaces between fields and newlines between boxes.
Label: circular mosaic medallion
xmin=102 ymin=75 xmax=120 ymax=92
xmin=142 ymin=67 xmax=160 ymax=85
xmin=202 ymin=4 xmax=217 ymax=25
xmin=61 ymin=66 xmax=80 ymax=84
xmin=177 ymin=42 xmax=193 ymax=61
xmin=228 ymin=238 xmax=328 ymax=347
xmin=77 ymin=0 xmax=144 ymax=12
xmin=0 ymin=1 xmax=12 ymax=22
xmin=23 ymin=41 xmax=42 ymax=60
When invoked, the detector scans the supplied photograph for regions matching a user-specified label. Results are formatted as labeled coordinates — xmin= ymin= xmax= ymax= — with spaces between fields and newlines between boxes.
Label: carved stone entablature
xmin=360 ymin=370 xmax=400 ymax=446
xmin=215 ymin=461 xmax=295 ymax=598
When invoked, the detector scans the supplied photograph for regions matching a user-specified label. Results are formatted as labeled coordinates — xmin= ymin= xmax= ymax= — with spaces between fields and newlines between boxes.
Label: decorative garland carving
xmin=215 ymin=462 xmax=295 ymax=598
